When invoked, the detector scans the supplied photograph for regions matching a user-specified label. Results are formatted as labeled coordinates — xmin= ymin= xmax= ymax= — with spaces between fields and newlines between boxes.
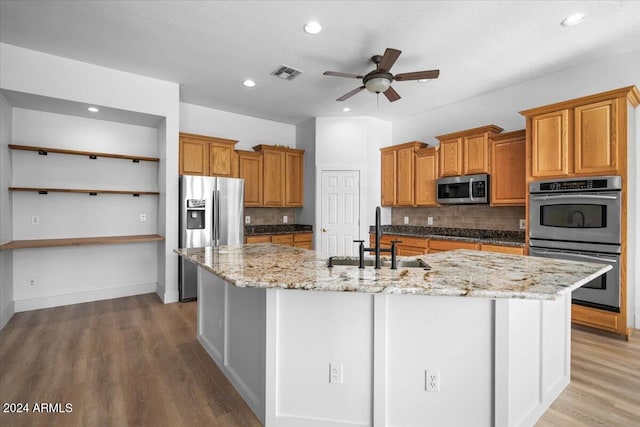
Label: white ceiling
xmin=1 ymin=1 xmax=640 ymax=125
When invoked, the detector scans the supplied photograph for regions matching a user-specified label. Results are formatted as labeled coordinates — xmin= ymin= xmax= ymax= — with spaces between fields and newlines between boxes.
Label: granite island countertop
xmin=175 ymin=244 xmax=610 ymax=300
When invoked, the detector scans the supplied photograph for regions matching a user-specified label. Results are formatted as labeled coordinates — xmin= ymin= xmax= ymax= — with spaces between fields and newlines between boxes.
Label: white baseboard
xmin=14 ymin=282 xmax=157 ymax=312
xmin=158 ymin=282 xmax=179 ymax=303
xmin=0 ymin=301 xmax=15 ymax=331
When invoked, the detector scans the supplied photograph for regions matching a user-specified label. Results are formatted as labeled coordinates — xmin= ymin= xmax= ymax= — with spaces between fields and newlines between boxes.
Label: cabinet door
xmin=415 ymin=148 xmax=438 ymax=206
xmin=531 ymin=110 xmax=571 ymax=177
xmin=463 ymin=133 xmax=489 ymax=175
xmin=272 ymin=234 xmax=294 ymax=246
xmin=439 ymin=138 xmax=463 ymax=177
xmin=490 ymin=135 xmax=525 ymax=206
xmin=209 ymin=142 xmax=236 ymax=177
xmin=238 ymin=152 xmax=263 ymax=207
xmin=246 ymin=235 xmax=271 ymax=244
xmin=381 ymin=150 xmax=397 ymax=206
xmin=263 ymin=149 xmax=285 ymax=206
xmin=294 ymin=232 xmax=313 ymax=249
xmin=480 ymin=244 xmax=524 ymax=255
xmin=179 ymin=137 xmax=209 ymax=176
xmin=574 ymin=99 xmax=618 ymax=175
xmin=285 ymin=151 xmax=304 ymax=207
xmin=396 ymin=146 xmax=415 ymax=206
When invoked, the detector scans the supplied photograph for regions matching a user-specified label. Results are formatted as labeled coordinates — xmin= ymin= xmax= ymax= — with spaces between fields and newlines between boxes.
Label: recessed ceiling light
xmin=88 ymin=107 xmax=99 ymax=112
xmin=243 ymin=79 xmax=256 ymax=87
xmin=561 ymin=13 xmax=586 ymax=27
xmin=304 ymin=21 xmax=322 ymax=34
xmin=342 ymin=107 xmax=351 ymax=112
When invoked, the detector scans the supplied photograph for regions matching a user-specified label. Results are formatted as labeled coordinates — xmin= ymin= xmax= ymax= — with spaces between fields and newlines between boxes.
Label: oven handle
xmin=531 ymin=194 xmax=618 ymax=201
xmin=533 ymin=249 xmax=617 ymax=264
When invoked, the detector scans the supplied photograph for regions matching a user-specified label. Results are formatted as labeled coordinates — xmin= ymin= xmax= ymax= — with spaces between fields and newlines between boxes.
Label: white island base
xmin=196 ymin=268 xmax=571 ymax=427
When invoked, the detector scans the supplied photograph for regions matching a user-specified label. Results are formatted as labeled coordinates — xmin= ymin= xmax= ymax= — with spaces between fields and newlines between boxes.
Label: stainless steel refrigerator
xmin=179 ymin=175 xmax=244 ymax=301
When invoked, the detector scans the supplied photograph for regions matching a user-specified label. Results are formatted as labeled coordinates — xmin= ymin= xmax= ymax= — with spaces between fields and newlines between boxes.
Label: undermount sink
xmin=327 ymin=257 xmax=430 ymax=270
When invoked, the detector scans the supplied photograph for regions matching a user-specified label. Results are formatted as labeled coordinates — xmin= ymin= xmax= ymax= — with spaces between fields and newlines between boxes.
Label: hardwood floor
xmin=0 ymin=294 xmax=638 ymax=427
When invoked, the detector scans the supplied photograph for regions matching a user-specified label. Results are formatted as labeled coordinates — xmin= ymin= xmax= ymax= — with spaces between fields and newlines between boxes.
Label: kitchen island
xmin=175 ymin=244 xmax=610 ymax=427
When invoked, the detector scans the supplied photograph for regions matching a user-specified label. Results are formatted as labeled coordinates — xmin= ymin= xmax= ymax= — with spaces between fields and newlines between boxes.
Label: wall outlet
xmin=139 ymin=213 xmax=147 ymax=222
xmin=245 ymin=215 xmax=251 ymax=224
xmin=329 ymin=362 xmax=343 ymax=384
xmin=283 ymin=216 xmax=288 ymax=224
xmin=519 ymin=219 xmax=526 ymax=230
xmin=426 ymin=370 xmax=440 ymax=392
xmin=427 ymin=217 xmax=434 ymax=226
xmin=27 ymin=277 xmax=37 ymax=288
xmin=31 ymin=216 xmax=40 ymax=226
xmin=403 ymin=216 xmax=409 ymax=225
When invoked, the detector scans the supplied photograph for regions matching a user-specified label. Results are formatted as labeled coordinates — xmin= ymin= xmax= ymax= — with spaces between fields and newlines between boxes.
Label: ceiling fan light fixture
xmin=365 ymin=77 xmax=391 ymax=93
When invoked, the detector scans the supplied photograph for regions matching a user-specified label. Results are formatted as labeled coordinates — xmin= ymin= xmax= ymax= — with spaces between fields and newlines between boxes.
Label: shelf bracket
xmin=89 ymin=192 xmax=97 ymax=196
xmin=38 ymin=190 xmax=48 ymax=195
xmin=133 ymin=194 xmax=140 ymax=197
xmin=38 ymin=150 xmax=48 ymax=156
xmin=89 ymin=155 xmax=97 ymax=160
xmin=132 ymin=159 xmax=140 ymax=163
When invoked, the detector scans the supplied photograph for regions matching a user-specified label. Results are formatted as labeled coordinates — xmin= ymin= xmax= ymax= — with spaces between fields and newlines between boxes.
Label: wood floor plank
xmin=1 ymin=295 xmax=638 ymax=427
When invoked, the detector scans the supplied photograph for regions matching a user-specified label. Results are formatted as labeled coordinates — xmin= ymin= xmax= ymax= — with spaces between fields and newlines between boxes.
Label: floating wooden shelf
xmin=0 ymin=234 xmax=165 ymax=250
xmin=9 ymin=187 xmax=159 ymax=196
xmin=9 ymin=144 xmax=160 ymax=163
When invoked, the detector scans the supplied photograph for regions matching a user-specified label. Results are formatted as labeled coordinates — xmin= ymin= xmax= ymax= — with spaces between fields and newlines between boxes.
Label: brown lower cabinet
xmin=370 ymin=234 xmax=525 ymax=256
xmin=245 ymin=233 xmax=313 ymax=250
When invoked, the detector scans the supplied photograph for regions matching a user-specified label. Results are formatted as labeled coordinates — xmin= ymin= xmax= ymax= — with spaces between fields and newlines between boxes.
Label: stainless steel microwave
xmin=436 ymin=174 xmax=489 ymax=204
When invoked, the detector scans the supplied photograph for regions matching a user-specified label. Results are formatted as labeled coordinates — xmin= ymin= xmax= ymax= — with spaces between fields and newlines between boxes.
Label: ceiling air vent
xmin=271 ymin=65 xmax=303 ymax=81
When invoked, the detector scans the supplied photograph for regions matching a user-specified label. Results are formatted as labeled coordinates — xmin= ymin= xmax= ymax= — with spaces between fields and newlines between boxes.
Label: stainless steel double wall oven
xmin=529 ymin=176 xmax=622 ymax=312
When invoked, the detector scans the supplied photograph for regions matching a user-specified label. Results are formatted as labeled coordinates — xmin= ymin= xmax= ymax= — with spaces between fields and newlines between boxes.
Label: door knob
xmin=322 ymin=228 xmax=327 ymax=232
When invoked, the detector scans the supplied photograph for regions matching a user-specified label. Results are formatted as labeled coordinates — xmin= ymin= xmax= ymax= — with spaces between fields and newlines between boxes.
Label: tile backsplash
xmin=244 ymin=208 xmax=296 ymax=225
xmin=392 ymin=205 xmax=526 ymax=231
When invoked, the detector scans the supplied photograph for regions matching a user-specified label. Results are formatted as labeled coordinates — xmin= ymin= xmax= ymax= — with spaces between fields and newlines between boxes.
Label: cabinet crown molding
xmin=489 ymin=129 xmax=526 ymax=142
xmin=519 ymin=85 xmax=640 ymax=117
xmin=252 ymin=144 xmax=304 ymax=154
xmin=179 ymin=132 xmax=239 ymax=146
xmin=435 ymin=125 xmax=503 ymax=142
xmin=380 ymin=141 xmax=428 ymax=152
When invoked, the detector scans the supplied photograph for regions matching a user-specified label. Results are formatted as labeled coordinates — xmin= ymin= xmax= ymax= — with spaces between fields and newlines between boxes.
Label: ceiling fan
xmin=323 ymin=48 xmax=439 ymax=102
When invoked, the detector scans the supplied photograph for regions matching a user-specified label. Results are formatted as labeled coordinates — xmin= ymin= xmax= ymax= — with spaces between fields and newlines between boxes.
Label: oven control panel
xmin=530 ymin=176 xmax=621 ymax=193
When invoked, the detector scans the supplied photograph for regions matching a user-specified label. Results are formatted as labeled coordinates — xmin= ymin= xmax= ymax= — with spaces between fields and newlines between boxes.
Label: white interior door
xmin=320 ymin=170 xmax=360 ymax=257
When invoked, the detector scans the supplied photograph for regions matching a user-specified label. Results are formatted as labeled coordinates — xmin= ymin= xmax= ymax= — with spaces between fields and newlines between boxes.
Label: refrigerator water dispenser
xmin=187 ymin=209 xmax=205 ymax=229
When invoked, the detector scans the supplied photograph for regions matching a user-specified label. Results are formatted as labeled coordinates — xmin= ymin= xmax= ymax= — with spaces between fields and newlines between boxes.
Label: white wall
xmin=392 ymin=48 xmax=640 ymax=329
xmin=180 ymin=102 xmax=295 ymax=150
xmin=295 ymin=118 xmax=316 ymax=228
xmin=0 ymin=43 xmax=180 ymax=309
xmin=0 ymin=92 xmax=14 ymax=329
xmin=315 ymin=116 xmax=392 ymax=243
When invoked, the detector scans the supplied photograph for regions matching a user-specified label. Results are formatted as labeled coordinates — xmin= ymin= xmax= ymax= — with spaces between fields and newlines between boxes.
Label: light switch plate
xmin=519 ymin=219 xmax=526 ymax=230
xmin=245 ymin=216 xmax=251 ymax=224
xmin=427 ymin=217 xmax=433 ymax=226
xmin=283 ymin=216 xmax=288 ymax=224
xmin=403 ymin=216 xmax=409 ymax=225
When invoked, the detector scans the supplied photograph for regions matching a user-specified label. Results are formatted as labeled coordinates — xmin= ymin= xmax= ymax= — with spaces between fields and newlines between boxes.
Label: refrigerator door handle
xmin=215 ymin=190 xmax=221 ymax=245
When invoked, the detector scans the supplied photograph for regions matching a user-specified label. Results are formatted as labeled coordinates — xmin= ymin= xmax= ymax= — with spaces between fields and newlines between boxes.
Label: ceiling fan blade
xmin=383 ymin=86 xmax=401 ymax=102
xmin=394 ymin=69 xmax=440 ymax=81
xmin=337 ymin=86 xmax=365 ymax=101
xmin=323 ymin=71 xmax=364 ymax=79
xmin=378 ymin=48 xmax=402 ymax=72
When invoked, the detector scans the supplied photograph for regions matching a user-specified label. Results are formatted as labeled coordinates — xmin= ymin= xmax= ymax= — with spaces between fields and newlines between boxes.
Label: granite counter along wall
xmin=392 ymin=205 xmax=526 ymax=231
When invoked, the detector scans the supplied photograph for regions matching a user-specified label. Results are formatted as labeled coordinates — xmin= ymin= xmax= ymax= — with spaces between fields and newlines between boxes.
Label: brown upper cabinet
xmin=380 ymin=141 xmax=428 ymax=207
xmin=521 ymin=87 xmax=640 ymax=179
xmin=179 ymin=133 xmax=238 ymax=177
xmin=237 ymin=150 xmax=263 ymax=207
xmin=414 ymin=146 xmax=439 ymax=206
xmin=436 ymin=125 xmax=503 ymax=177
xmin=490 ymin=130 xmax=526 ymax=206
xmin=253 ymin=145 xmax=304 ymax=207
